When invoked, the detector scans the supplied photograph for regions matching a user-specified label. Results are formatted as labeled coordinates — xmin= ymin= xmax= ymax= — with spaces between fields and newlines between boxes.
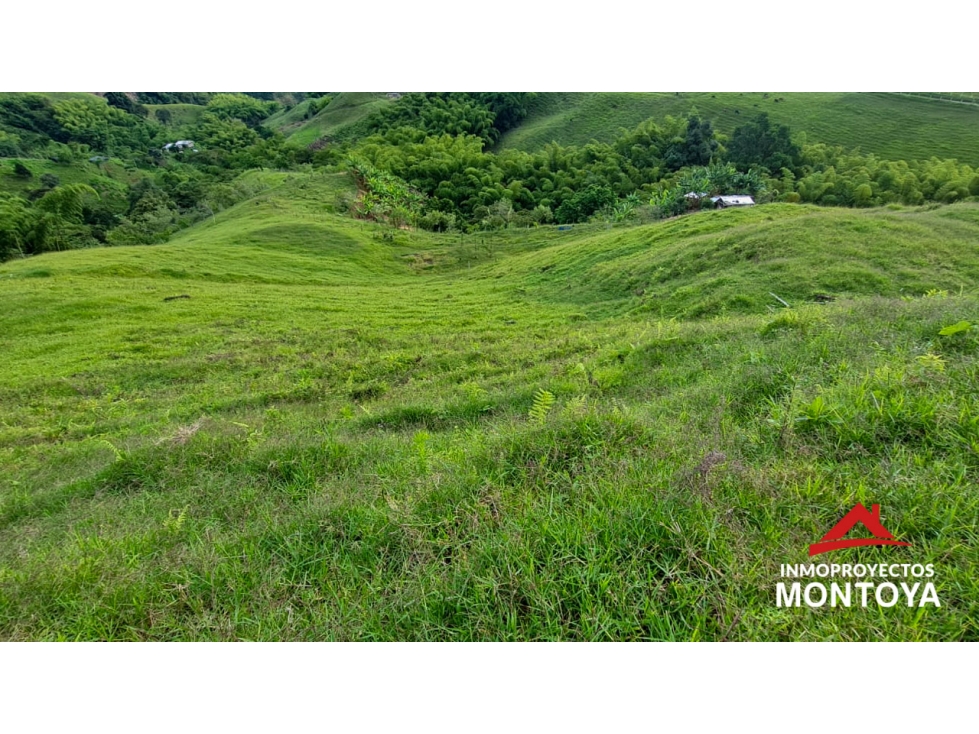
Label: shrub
xmin=530 ymin=204 xmax=554 ymax=224
xmin=419 ymin=209 xmax=457 ymax=232
xmin=0 ymin=131 xmax=21 ymax=157
xmin=555 ymin=184 xmax=615 ymax=224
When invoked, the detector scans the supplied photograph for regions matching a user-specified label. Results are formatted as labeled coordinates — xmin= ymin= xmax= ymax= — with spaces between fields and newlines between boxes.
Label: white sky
xmin=4 ymin=1 xmax=974 ymax=92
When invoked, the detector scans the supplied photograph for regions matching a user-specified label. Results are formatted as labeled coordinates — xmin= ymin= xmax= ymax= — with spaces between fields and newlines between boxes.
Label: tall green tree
xmin=105 ymin=93 xmax=148 ymax=118
xmin=34 ymin=184 xmax=99 ymax=250
xmin=554 ymin=184 xmax=616 ymax=223
xmin=0 ymin=197 xmax=32 ymax=259
xmin=664 ymin=115 xmax=718 ymax=171
xmin=53 ymin=97 xmax=115 ymax=149
xmin=0 ymin=94 xmax=68 ymax=143
xmin=727 ymin=113 xmax=800 ymax=173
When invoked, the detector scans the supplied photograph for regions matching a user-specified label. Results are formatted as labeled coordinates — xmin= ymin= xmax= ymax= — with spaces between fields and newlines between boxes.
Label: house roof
xmin=710 ymin=195 xmax=755 ymax=205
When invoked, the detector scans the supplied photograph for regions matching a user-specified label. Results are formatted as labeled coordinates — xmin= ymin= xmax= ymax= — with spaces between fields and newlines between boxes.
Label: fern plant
xmin=163 ymin=506 xmax=188 ymax=535
xmin=413 ymin=431 xmax=430 ymax=474
xmin=529 ymin=389 xmax=556 ymax=425
xmin=916 ymin=353 xmax=947 ymax=372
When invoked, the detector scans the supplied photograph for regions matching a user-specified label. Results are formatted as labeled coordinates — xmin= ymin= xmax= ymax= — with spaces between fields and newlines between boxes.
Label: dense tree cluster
xmin=351 ymin=115 xmax=693 ymax=223
xmin=134 ymin=92 xmax=213 ymax=105
xmin=204 ymin=93 xmax=280 ymax=128
xmin=663 ymin=115 xmax=718 ymax=171
xmin=2 ymin=91 xmax=978 ymax=261
xmin=727 ymin=112 xmax=800 ymax=173
xmin=0 ymin=93 xmax=310 ymax=258
xmin=790 ymin=145 xmax=977 ymax=206
xmin=347 ymin=109 xmax=977 ymax=230
xmin=0 ymin=94 xmax=165 ymax=160
xmin=362 ymin=93 xmax=536 ymax=147
xmin=104 ymin=93 xmax=148 ymax=118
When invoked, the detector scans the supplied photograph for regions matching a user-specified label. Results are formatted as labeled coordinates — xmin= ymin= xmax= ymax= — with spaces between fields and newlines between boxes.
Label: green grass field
xmin=144 ymin=103 xmax=205 ymax=126
xmin=496 ymin=93 xmax=979 ymax=165
xmin=273 ymin=93 xmax=393 ymax=147
xmin=264 ymin=99 xmax=316 ymax=131
xmin=2 ymin=172 xmax=978 ymax=640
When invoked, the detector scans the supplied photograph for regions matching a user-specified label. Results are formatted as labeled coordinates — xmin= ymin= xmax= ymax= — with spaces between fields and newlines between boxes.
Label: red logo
xmin=809 ymin=504 xmax=911 ymax=557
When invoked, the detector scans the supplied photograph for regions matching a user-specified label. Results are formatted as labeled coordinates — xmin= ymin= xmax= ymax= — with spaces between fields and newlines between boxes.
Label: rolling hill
xmin=266 ymin=92 xmax=394 ymax=146
xmin=144 ymin=103 xmax=205 ymax=126
xmin=2 ymin=172 xmax=978 ymax=640
xmin=494 ymin=92 xmax=979 ymax=164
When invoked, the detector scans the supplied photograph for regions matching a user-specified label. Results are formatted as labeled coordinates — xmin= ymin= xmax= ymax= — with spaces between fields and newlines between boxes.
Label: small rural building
xmin=162 ymin=140 xmax=196 ymax=152
xmin=710 ymin=195 xmax=755 ymax=208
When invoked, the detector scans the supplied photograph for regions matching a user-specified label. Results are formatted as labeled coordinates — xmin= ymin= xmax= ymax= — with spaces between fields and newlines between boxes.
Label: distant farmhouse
xmin=710 ymin=195 xmax=755 ymax=208
xmin=683 ymin=192 xmax=756 ymax=209
xmin=162 ymin=140 xmax=197 ymax=153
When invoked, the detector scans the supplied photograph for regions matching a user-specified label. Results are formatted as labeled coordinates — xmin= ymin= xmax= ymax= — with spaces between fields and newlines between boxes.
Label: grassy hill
xmin=496 ymin=93 xmax=979 ymax=164
xmin=0 ymin=156 xmax=145 ymax=196
xmin=476 ymin=203 xmax=979 ymax=318
xmin=144 ymin=103 xmax=205 ymax=126
xmin=2 ymin=178 xmax=978 ymax=640
xmin=269 ymin=93 xmax=393 ymax=146
xmin=263 ymin=98 xmax=317 ymax=132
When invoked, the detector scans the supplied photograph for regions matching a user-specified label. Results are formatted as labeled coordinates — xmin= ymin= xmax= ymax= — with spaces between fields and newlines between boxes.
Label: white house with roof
xmin=162 ymin=140 xmax=197 ymax=153
xmin=710 ymin=195 xmax=755 ymax=208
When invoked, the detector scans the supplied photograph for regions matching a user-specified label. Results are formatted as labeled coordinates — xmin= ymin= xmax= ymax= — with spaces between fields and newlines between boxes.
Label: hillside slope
xmin=268 ymin=93 xmax=393 ymax=146
xmin=496 ymin=93 xmax=979 ymax=164
xmin=2 ymin=187 xmax=978 ymax=641
xmin=144 ymin=103 xmax=205 ymax=126
xmin=474 ymin=203 xmax=979 ymax=317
